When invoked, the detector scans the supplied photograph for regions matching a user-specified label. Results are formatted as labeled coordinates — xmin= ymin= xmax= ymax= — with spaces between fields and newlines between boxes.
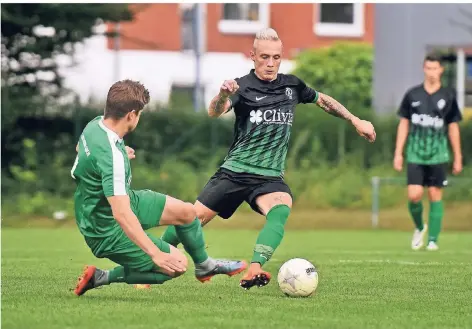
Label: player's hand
xmin=219 ymin=79 xmax=239 ymax=98
xmin=152 ymin=251 xmax=186 ymax=275
xmin=352 ymin=117 xmax=376 ymax=143
xmin=125 ymin=146 xmax=135 ymax=160
xmin=393 ymin=154 xmax=403 ymax=172
xmin=452 ymin=157 xmax=463 ymax=175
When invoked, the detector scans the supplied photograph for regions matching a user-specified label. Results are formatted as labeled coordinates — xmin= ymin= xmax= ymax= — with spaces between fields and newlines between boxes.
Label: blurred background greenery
xmin=2 ymin=4 xmax=471 ymax=221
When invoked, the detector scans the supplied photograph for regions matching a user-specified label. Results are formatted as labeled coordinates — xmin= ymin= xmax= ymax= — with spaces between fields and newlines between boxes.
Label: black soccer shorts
xmin=407 ymin=163 xmax=448 ymax=187
xmin=196 ymin=168 xmax=293 ymax=219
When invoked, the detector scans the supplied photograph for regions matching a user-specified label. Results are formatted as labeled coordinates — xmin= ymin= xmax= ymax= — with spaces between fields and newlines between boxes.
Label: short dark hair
xmin=104 ymin=79 xmax=150 ymax=120
xmin=424 ymin=53 xmax=442 ymax=65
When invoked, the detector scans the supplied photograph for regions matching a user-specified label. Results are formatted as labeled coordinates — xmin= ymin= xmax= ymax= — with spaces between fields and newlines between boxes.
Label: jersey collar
xmin=98 ymin=117 xmax=123 ymax=143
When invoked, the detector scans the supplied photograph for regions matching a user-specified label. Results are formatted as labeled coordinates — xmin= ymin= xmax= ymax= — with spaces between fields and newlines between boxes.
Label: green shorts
xmin=86 ymin=189 xmax=170 ymax=272
xmin=130 ymin=189 xmax=167 ymax=229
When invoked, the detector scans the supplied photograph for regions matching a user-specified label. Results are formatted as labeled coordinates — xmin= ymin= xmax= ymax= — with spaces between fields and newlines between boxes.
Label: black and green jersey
xmin=221 ymin=69 xmax=319 ymax=177
xmin=398 ymin=84 xmax=462 ymax=165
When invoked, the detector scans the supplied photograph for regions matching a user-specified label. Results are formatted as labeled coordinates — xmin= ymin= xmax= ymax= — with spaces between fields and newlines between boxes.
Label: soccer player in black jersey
xmin=162 ymin=28 xmax=376 ymax=289
xmin=394 ymin=53 xmax=463 ymax=251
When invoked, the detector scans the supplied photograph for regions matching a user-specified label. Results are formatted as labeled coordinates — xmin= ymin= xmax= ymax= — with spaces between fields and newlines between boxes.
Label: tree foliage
xmin=1 ymin=4 xmax=131 ymax=91
xmin=292 ymin=42 xmax=373 ymax=117
xmin=1 ymin=3 xmax=132 ymax=128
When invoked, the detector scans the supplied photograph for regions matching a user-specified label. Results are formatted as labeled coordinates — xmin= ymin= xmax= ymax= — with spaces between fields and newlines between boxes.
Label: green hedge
xmin=2 ymin=107 xmax=471 ymax=218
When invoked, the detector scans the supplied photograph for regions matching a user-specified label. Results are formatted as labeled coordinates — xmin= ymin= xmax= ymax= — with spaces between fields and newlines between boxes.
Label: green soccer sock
xmin=108 ymin=266 xmax=126 ymax=283
xmin=408 ymin=200 xmax=424 ymax=231
xmin=175 ymin=218 xmax=209 ymax=264
xmin=107 ymin=266 xmax=172 ymax=285
xmin=251 ymin=204 xmax=290 ymax=266
xmin=428 ymin=201 xmax=444 ymax=243
xmin=161 ymin=225 xmax=181 ymax=247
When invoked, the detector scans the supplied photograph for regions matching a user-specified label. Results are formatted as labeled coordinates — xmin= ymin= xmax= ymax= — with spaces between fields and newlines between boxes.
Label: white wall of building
xmin=58 ymin=28 xmax=295 ymax=109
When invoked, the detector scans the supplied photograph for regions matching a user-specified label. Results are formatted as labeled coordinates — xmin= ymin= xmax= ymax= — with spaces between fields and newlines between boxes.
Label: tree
xmin=292 ymin=42 xmax=373 ymax=115
xmin=291 ymin=43 xmax=373 ymax=163
xmin=1 ymin=4 xmax=132 ymax=124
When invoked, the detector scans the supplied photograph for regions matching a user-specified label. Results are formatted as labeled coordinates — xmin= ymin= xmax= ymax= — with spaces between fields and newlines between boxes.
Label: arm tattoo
xmin=316 ymin=92 xmax=356 ymax=122
xmin=209 ymin=95 xmax=229 ymax=116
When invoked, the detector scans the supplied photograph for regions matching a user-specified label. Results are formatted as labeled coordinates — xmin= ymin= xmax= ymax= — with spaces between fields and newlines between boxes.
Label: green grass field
xmin=2 ymin=227 xmax=472 ymax=329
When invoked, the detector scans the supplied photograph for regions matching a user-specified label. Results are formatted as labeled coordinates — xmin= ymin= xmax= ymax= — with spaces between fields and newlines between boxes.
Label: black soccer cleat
xmin=239 ymin=272 xmax=271 ymax=290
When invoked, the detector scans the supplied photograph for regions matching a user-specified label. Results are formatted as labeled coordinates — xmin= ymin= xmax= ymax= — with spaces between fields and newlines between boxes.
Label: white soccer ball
xmin=277 ymin=258 xmax=319 ymax=297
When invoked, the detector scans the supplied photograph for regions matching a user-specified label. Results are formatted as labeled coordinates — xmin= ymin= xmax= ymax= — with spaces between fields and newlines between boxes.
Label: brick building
xmin=61 ymin=3 xmax=374 ymax=108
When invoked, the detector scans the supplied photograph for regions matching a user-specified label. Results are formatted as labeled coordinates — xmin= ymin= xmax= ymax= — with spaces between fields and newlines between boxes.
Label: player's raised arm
xmin=315 ymin=92 xmax=377 ymax=143
xmin=208 ymin=79 xmax=239 ymax=117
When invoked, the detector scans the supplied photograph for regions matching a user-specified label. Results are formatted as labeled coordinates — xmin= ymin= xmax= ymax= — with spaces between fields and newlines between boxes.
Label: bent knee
xmin=176 ymin=203 xmax=197 ymax=225
xmin=194 ymin=201 xmax=217 ymax=225
xmin=282 ymin=198 xmax=293 ymax=208
xmin=256 ymin=192 xmax=292 ymax=215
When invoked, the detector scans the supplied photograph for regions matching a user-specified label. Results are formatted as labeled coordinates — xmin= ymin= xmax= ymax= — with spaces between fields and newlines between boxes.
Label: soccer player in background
xmin=161 ymin=28 xmax=377 ymax=289
xmin=72 ymin=80 xmax=246 ymax=296
xmin=394 ymin=53 xmax=463 ymax=251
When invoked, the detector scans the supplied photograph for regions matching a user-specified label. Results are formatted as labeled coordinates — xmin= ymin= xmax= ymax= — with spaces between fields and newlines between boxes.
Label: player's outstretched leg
xmin=175 ymin=217 xmax=247 ymax=282
xmin=240 ymin=200 xmax=291 ymax=290
xmin=160 ymin=196 xmax=247 ymax=282
xmin=74 ymin=265 xmax=173 ymax=296
xmin=74 ymin=233 xmax=187 ymax=296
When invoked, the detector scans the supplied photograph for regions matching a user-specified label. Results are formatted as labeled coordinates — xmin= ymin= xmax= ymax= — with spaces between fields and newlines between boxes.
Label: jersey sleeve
xmin=226 ymin=78 xmax=241 ymax=112
xmin=296 ymin=77 xmax=319 ymax=104
xmin=228 ymin=93 xmax=240 ymax=111
xmin=95 ymin=144 xmax=127 ymax=197
xmin=397 ymin=92 xmax=411 ymax=119
xmin=446 ymin=96 xmax=463 ymax=124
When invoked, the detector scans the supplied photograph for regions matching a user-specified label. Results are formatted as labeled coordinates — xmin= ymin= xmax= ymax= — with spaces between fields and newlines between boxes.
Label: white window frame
xmin=314 ymin=3 xmax=365 ymax=38
xmin=218 ymin=3 xmax=270 ymax=35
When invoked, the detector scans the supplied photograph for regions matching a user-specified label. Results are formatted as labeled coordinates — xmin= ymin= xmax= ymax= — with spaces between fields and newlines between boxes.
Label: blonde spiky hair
xmin=253 ymin=28 xmax=281 ymax=48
